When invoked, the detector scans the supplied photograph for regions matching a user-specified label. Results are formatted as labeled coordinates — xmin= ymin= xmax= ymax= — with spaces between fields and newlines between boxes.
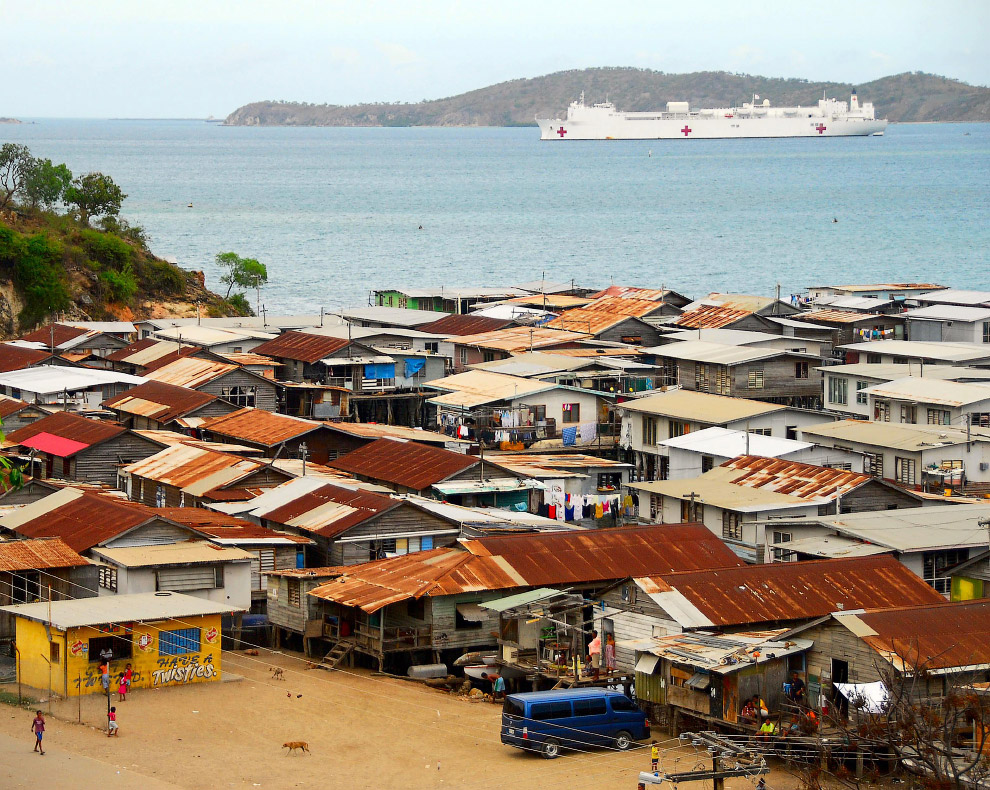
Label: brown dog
xmin=283 ymin=741 xmax=310 ymax=755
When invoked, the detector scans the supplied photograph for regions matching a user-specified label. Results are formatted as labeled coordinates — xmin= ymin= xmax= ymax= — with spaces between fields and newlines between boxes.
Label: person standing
xmin=493 ymin=674 xmax=506 ymax=702
xmin=604 ymin=633 xmax=617 ymax=675
xmin=31 ymin=710 xmax=45 ymax=755
xmin=99 ymin=661 xmax=110 ymax=693
xmin=587 ymin=630 xmax=602 ymax=681
xmin=117 ymin=673 xmax=128 ymax=701
xmin=651 ymin=740 xmax=659 ymax=772
xmin=108 ymin=706 xmax=119 ymax=737
xmin=787 ymin=671 xmax=806 ymax=705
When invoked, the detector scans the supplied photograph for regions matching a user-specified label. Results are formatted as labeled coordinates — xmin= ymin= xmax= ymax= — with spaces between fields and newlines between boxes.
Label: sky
xmin=4 ymin=0 xmax=989 ymax=118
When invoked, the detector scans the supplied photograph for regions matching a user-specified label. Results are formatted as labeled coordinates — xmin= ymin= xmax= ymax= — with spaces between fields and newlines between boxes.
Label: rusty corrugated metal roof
xmin=103 ymin=380 xmax=217 ymax=423
xmin=0 ymin=537 xmax=89 ymax=570
xmin=590 ymin=286 xmax=673 ymax=302
xmin=326 ymin=422 xmax=469 ymax=445
xmin=721 ymin=455 xmax=870 ymax=502
xmin=122 ymin=444 xmax=266 ymax=495
xmin=155 ymin=508 xmax=312 ymax=543
xmin=417 ymin=314 xmax=513 ymax=336
xmin=329 ymin=438 xmax=478 ymax=490
xmin=462 ymin=523 xmax=743 ymax=586
xmin=451 ymin=326 xmax=590 ymax=352
xmin=0 ymin=394 xmax=32 ymax=419
xmin=5 ymin=411 xmax=125 ymax=451
xmin=545 ymin=308 xmax=650 ymax=335
xmin=200 ymin=408 xmax=321 ymax=447
xmin=251 ymin=331 xmax=351 ymax=364
xmin=801 ymin=309 xmax=884 ymax=325
xmin=21 ymin=323 xmax=88 ymax=347
xmin=675 ymin=304 xmax=753 ymax=329
xmin=307 ymin=548 xmax=527 ymax=613
xmin=840 ymin=600 xmax=990 ymax=672
xmin=2 ymin=487 xmax=161 ymax=551
xmin=107 ymin=338 xmax=195 ymax=368
xmin=143 ymin=356 xmax=239 ymax=388
xmin=260 ymin=483 xmax=400 ymax=538
xmin=0 ymin=344 xmax=57 ymax=372
xmin=638 ymin=555 xmax=944 ymax=628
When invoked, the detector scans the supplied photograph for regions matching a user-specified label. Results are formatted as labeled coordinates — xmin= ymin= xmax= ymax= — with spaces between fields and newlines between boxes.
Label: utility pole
xmin=299 ymin=442 xmax=308 ymax=476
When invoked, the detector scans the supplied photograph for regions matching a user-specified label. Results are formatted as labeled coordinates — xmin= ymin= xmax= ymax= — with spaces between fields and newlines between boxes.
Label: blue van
xmin=500 ymin=688 xmax=650 ymax=759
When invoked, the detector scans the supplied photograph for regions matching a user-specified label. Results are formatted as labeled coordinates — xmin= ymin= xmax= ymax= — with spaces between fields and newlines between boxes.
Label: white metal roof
xmin=915 ymin=289 xmax=990 ymax=307
xmin=812 ymin=504 xmax=990 ymax=552
xmin=772 ymin=535 xmax=890 ymax=558
xmin=905 ymin=305 xmax=990 ymax=322
xmin=337 ymin=307 xmax=450 ymax=327
xmin=0 ymin=590 xmax=242 ymax=630
xmin=152 ymin=325 xmax=276 ymax=345
xmin=658 ymin=426 xmax=814 ymax=457
xmin=839 ymin=340 xmax=990 ymax=362
xmin=618 ymin=388 xmax=785 ymax=422
xmin=800 ymin=419 xmax=990 ymax=451
xmin=663 ymin=328 xmax=799 ymax=346
xmin=647 ymin=340 xmax=808 ymax=365
xmin=863 ymin=377 xmax=990 ymax=407
xmin=64 ymin=321 xmax=137 ymax=333
xmin=470 ymin=304 xmax=556 ymax=321
xmin=0 ymin=366 xmax=145 ymax=394
xmin=816 ymin=363 xmax=981 ymax=382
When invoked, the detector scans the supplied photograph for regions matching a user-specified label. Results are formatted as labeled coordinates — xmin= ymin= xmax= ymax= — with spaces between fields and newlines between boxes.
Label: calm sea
xmin=3 ymin=120 xmax=988 ymax=312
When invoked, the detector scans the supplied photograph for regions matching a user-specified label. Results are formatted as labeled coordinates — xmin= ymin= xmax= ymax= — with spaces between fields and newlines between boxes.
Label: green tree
xmin=20 ymin=158 xmax=73 ymax=210
xmin=0 ymin=143 xmax=33 ymax=210
xmin=65 ymin=172 xmax=126 ymax=226
xmin=215 ymin=251 xmax=268 ymax=309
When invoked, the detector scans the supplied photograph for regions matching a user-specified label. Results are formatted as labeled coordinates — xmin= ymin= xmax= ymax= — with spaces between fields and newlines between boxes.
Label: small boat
xmin=872 ymin=131 xmax=885 ymax=136
xmin=187 ymin=202 xmax=194 ymax=208
xmin=463 ymin=663 xmax=500 ymax=681
xmin=453 ymin=650 xmax=497 ymax=667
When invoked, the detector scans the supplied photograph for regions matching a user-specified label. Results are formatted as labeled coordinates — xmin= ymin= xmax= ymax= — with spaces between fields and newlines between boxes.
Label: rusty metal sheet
xmin=144 ymin=356 xmax=239 ymax=388
xmin=329 ymin=438 xmax=477 ymax=491
xmin=643 ymin=555 xmax=943 ymax=628
xmin=452 ymin=327 xmax=590 ymax=352
xmin=123 ymin=444 xmax=263 ymax=492
xmin=6 ymin=411 xmax=125 ymax=449
xmin=200 ymin=408 xmax=320 ymax=447
xmin=8 ymin=489 xmax=158 ymax=552
xmin=590 ymin=286 xmax=673 ymax=302
xmin=251 ymin=331 xmax=351 ymax=364
xmin=462 ymin=523 xmax=743 ymax=586
xmin=675 ymin=305 xmax=753 ymax=329
xmin=261 ymin=483 xmax=400 ymax=538
xmin=0 ymin=537 xmax=88 ymax=571
xmin=544 ymin=309 xmax=647 ymax=335
xmin=802 ymin=309 xmax=883 ymax=325
xmin=103 ymin=381 xmax=216 ymax=423
xmin=416 ymin=314 xmax=513 ymax=336
xmin=722 ymin=455 xmax=870 ymax=502
xmin=0 ymin=394 xmax=30 ymax=419
xmin=155 ymin=507 xmax=312 ymax=543
xmin=21 ymin=323 xmax=88 ymax=347
xmin=0 ymin=344 xmax=54 ymax=373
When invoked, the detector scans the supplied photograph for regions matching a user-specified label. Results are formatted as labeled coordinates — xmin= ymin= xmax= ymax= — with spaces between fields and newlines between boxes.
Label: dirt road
xmin=0 ymin=649 xmax=800 ymax=790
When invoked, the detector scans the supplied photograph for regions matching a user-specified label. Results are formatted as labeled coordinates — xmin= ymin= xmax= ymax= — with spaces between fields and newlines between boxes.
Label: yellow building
xmin=0 ymin=591 xmax=241 ymax=696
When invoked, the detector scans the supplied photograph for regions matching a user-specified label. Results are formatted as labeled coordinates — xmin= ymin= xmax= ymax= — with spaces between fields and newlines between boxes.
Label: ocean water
xmin=3 ymin=120 xmax=988 ymax=313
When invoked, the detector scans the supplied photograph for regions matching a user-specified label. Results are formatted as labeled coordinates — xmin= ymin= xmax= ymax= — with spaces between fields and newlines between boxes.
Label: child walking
xmin=31 ymin=710 xmax=45 ymax=755
xmin=651 ymin=740 xmax=659 ymax=772
xmin=118 ymin=673 xmax=128 ymax=701
xmin=108 ymin=706 xmax=119 ymax=737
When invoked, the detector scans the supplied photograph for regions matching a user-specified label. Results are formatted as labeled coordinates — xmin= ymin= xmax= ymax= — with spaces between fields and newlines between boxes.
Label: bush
xmin=138 ymin=259 xmax=186 ymax=296
xmin=0 ymin=225 xmax=26 ymax=270
xmin=227 ymin=293 xmax=253 ymax=316
xmin=79 ymin=229 xmax=133 ymax=270
xmin=100 ymin=267 xmax=138 ymax=303
xmin=15 ymin=232 xmax=70 ymax=325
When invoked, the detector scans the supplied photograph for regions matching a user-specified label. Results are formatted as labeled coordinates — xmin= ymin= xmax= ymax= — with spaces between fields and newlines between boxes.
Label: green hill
xmin=225 ymin=68 xmax=990 ymax=127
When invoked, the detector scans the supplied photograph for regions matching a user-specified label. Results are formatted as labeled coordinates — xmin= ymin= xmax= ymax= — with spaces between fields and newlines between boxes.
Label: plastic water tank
xmin=407 ymin=663 xmax=448 ymax=679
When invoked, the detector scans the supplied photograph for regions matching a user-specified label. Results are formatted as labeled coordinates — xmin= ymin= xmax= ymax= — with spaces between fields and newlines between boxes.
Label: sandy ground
xmin=0 ymin=649 xmax=807 ymax=790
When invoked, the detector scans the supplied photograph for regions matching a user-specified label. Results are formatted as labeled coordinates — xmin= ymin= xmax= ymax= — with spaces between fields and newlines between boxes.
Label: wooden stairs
xmin=320 ymin=638 xmax=355 ymax=671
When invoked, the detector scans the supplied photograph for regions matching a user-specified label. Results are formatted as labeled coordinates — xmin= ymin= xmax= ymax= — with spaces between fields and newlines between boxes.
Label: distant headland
xmin=223 ymin=68 xmax=990 ymax=127
xmin=0 ymin=118 xmax=23 ymax=124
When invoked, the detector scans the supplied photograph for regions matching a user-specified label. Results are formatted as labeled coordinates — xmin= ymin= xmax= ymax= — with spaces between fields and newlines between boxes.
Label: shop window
xmin=159 ymin=628 xmax=201 ymax=656
xmin=88 ymin=634 xmax=132 ymax=662
xmin=562 ymin=403 xmax=580 ymax=423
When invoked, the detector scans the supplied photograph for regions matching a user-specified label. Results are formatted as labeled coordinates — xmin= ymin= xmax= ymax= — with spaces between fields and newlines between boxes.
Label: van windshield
xmin=502 ymin=698 xmax=524 ymax=717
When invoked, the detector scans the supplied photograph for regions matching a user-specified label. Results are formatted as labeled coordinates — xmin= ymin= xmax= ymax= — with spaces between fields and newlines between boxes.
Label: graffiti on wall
xmin=74 ymin=663 xmax=144 ymax=691
xmin=152 ymin=654 xmax=216 ymax=687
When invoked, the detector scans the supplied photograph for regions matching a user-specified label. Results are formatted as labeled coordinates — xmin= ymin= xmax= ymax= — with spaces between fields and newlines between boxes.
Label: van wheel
xmin=541 ymin=739 xmax=561 ymax=759
xmin=615 ymin=731 xmax=633 ymax=750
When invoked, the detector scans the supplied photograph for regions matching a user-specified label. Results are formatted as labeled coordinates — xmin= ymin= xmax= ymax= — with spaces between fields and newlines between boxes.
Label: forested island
xmin=225 ymin=69 xmax=990 ymax=127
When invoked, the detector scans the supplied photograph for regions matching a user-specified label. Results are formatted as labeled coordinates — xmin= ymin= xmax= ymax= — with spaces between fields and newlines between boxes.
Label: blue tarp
xmin=404 ymin=358 xmax=426 ymax=377
xmin=364 ymin=363 xmax=395 ymax=379
xmin=562 ymin=426 xmax=577 ymax=446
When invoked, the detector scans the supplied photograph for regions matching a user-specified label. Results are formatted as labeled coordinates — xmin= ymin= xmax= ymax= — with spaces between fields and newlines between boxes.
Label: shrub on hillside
xmin=138 ymin=259 xmax=186 ymax=296
xmin=99 ymin=266 xmax=138 ymax=303
xmin=79 ymin=229 xmax=133 ymax=270
xmin=14 ymin=233 xmax=70 ymax=325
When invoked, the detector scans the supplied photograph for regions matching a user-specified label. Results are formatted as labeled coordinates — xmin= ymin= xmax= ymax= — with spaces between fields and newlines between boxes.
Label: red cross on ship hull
xmin=815 ymin=124 xmax=827 ymax=135
xmin=681 ymin=125 xmax=692 ymax=137
xmin=557 ymin=127 xmax=567 ymax=137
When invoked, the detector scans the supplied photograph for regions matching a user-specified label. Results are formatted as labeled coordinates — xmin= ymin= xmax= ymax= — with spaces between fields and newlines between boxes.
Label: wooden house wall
xmin=800 ymin=620 xmax=888 ymax=686
xmin=427 ymin=591 xmax=505 ymax=650
xmin=71 ymin=434 xmax=162 ymax=487
xmin=1 ymin=409 xmax=48 ymax=434
xmin=266 ymin=576 xmax=328 ymax=634
xmin=103 ymin=519 xmax=199 ymax=548
xmin=197 ymin=369 xmax=278 ymax=413
xmin=841 ymin=481 xmax=920 ymax=512
xmin=593 ymin=319 xmax=664 ymax=347
xmin=0 ymin=568 xmax=76 ymax=639
xmin=601 ymin=586 xmax=681 ymax=670
xmin=322 ymin=506 xmax=457 ymax=566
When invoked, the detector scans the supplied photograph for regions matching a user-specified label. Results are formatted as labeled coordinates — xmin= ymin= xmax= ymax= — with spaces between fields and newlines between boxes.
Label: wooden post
xmin=855 ymin=746 xmax=864 ymax=779
xmin=713 ymin=756 xmax=725 ymax=790
xmin=77 ymin=675 xmax=82 ymax=723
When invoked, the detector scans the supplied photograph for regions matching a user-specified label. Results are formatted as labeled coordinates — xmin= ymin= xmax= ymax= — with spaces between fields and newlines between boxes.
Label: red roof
xmin=328 ymin=438 xmax=478 ymax=490
xmin=463 ymin=523 xmax=743 ymax=586
xmin=0 ymin=537 xmax=89 ymax=571
xmin=155 ymin=508 xmax=312 ymax=543
xmin=199 ymin=408 xmax=321 ymax=446
xmin=0 ymin=344 xmax=57 ymax=373
xmin=20 ymin=432 xmax=91 ymax=457
xmin=251 ymin=332 xmax=352 ymax=364
xmin=417 ymin=314 xmax=513 ymax=336
xmin=6 ymin=412 xmax=126 ymax=455
xmin=639 ymin=555 xmax=944 ymax=627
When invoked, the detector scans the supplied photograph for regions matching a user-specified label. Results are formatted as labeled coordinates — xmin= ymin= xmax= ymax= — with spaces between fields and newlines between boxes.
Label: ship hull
xmin=537 ymin=116 xmax=888 ymax=140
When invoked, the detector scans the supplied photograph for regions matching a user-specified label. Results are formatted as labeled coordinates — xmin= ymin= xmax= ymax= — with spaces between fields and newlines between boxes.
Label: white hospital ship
xmin=537 ymin=91 xmax=887 ymax=140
